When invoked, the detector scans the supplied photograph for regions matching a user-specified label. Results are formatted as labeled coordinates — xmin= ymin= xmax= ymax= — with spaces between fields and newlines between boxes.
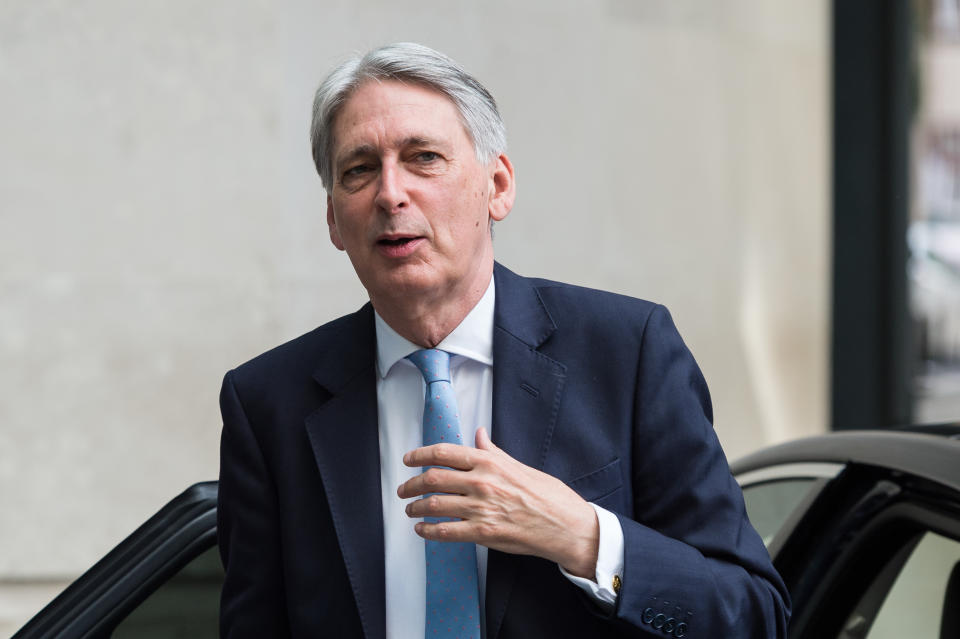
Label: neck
xmin=372 ymin=263 xmax=493 ymax=348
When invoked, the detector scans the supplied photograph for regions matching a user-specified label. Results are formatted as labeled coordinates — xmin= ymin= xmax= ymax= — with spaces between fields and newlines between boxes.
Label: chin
xmin=366 ymin=266 xmax=439 ymax=298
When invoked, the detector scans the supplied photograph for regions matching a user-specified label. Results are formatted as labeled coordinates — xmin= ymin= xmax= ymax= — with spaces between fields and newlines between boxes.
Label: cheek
xmin=335 ymin=200 xmax=370 ymax=239
xmin=428 ymin=175 xmax=489 ymax=239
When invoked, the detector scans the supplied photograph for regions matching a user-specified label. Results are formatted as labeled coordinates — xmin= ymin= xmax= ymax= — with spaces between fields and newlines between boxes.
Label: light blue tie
xmin=407 ymin=349 xmax=482 ymax=639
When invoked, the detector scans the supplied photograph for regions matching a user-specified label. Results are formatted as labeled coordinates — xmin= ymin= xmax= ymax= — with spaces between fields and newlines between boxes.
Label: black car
xmin=734 ymin=427 xmax=960 ymax=639
xmin=14 ymin=429 xmax=960 ymax=638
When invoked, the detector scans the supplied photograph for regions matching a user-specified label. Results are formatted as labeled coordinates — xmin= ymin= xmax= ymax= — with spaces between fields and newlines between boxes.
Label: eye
xmin=415 ymin=151 xmax=440 ymax=163
xmin=343 ymin=164 xmax=372 ymax=177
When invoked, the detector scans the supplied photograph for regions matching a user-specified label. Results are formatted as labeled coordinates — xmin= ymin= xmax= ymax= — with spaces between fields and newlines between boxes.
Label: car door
xmin=734 ymin=431 xmax=960 ymax=639
xmin=783 ymin=471 xmax=960 ymax=639
xmin=13 ymin=482 xmax=221 ymax=639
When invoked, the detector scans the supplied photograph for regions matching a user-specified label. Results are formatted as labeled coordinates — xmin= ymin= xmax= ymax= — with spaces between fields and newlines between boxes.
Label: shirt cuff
xmin=557 ymin=503 xmax=624 ymax=609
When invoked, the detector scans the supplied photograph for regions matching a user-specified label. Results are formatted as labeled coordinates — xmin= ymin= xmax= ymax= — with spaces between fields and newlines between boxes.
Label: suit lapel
xmin=485 ymin=263 xmax=567 ymax=639
xmin=304 ymin=304 xmax=386 ymax=639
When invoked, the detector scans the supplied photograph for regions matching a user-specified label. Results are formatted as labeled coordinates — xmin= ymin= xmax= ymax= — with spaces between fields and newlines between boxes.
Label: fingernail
xmin=414 ymin=522 xmax=423 ymax=534
xmin=403 ymin=452 xmax=410 ymax=464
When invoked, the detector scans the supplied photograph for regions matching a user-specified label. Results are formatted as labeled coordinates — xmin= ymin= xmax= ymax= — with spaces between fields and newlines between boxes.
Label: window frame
xmin=789 ymin=484 xmax=960 ymax=638
xmin=736 ymin=462 xmax=845 ymax=559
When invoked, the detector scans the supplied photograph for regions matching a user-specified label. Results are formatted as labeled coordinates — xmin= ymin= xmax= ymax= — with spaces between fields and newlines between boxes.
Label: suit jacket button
xmin=652 ymin=613 xmax=667 ymax=629
xmin=642 ymin=607 xmax=656 ymax=624
xmin=675 ymin=622 xmax=688 ymax=637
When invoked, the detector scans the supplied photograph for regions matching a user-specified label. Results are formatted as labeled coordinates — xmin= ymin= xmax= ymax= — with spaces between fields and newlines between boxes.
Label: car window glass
xmin=844 ymin=531 xmax=960 ymax=639
xmin=741 ymin=479 xmax=816 ymax=546
xmin=111 ymin=546 xmax=223 ymax=638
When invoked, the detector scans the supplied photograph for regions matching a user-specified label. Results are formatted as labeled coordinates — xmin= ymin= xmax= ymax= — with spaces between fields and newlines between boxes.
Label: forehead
xmin=331 ymin=79 xmax=472 ymax=157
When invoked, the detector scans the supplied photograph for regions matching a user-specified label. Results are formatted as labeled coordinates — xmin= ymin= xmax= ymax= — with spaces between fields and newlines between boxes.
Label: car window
xmin=111 ymin=546 xmax=223 ymax=638
xmin=741 ymin=479 xmax=818 ymax=546
xmin=839 ymin=531 xmax=960 ymax=639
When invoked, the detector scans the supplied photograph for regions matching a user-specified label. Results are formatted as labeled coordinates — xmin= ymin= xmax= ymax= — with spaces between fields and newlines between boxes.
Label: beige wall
xmin=0 ymin=0 xmax=829 ymax=630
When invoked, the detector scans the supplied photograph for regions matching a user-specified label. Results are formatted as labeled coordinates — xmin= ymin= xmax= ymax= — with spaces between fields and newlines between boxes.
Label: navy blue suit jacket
xmin=217 ymin=263 xmax=790 ymax=638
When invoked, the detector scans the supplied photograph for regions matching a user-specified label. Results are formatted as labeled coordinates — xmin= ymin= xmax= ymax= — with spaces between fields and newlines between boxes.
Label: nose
xmin=374 ymin=161 xmax=408 ymax=214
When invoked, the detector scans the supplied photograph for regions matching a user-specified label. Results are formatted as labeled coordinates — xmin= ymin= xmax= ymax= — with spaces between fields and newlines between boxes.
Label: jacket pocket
xmin=566 ymin=458 xmax=622 ymax=503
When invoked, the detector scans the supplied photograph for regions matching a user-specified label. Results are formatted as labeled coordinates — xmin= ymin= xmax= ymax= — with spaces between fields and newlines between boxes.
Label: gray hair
xmin=310 ymin=42 xmax=507 ymax=191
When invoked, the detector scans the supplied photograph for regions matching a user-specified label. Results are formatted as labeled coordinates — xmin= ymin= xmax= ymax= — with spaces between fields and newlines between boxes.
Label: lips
xmin=375 ymin=234 xmax=425 ymax=258
xmin=378 ymin=236 xmax=416 ymax=246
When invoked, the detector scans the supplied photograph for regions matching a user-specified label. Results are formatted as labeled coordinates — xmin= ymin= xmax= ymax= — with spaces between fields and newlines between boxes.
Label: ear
xmin=488 ymin=153 xmax=515 ymax=222
xmin=326 ymin=194 xmax=346 ymax=251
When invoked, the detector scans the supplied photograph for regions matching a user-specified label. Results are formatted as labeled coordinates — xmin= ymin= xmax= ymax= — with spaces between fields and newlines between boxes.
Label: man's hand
xmin=397 ymin=427 xmax=600 ymax=579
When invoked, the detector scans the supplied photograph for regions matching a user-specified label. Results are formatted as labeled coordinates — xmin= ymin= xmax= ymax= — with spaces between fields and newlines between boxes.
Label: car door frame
xmin=13 ymin=482 xmax=218 ymax=639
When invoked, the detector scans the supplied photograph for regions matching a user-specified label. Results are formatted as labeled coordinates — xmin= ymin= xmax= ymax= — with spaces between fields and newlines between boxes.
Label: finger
xmin=403 ymin=442 xmax=477 ymax=471
xmin=475 ymin=426 xmax=495 ymax=451
xmin=405 ymin=494 xmax=477 ymax=520
xmin=397 ymin=466 xmax=473 ymax=499
xmin=414 ymin=518 xmax=483 ymax=544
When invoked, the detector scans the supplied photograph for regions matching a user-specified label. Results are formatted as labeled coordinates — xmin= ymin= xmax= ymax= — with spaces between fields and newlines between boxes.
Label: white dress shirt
xmin=376 ymin=276 xmax=623 ymax=639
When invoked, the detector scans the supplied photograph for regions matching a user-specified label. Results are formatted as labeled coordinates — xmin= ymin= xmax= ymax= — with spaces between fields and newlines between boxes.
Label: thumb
xmin=475 ymin=426 xmax=496 ymax=451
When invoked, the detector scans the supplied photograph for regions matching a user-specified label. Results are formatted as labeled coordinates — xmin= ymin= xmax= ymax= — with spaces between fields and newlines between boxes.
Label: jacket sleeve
xmin=217 ymin=370 xmax=291 ymax=637
xmin=611 ymin=305 xmax=791 ymax=638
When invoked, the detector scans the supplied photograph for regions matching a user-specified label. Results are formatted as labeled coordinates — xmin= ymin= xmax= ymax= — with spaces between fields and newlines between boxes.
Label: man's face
xmin=326 ymin=79 xmax=513 ymax=310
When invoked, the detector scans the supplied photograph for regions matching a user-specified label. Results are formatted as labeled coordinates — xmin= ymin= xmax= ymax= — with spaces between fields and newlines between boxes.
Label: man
xmin=218 ymin=42 xmax=789 ymax=638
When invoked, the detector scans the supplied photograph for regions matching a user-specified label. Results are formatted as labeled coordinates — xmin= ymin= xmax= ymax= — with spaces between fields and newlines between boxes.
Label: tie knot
xmin=406 ymin=349 xmax=451 ymax=383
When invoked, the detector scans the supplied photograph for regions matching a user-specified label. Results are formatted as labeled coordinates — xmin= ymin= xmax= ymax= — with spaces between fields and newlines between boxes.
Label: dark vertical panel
xmin=832 ymin=0 xmax=914 ymax=430
xmin=885 ymin=0 xmax=914 ymax=427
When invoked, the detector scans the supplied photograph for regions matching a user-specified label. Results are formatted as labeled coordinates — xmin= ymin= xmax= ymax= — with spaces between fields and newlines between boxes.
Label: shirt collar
xmin=375 ymin=276 xmax=495 ymax=379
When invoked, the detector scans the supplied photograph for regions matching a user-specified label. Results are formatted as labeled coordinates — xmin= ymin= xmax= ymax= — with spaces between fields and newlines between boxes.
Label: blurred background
xmin=1 ymin=0 xmax=958 ymax=633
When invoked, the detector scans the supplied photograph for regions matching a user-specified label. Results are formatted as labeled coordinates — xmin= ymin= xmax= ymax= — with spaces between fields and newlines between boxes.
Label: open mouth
xmin=378 ymin=237 xmax=417 ymax=246
xmin=375 ymin=235 xmax=424 ymax=257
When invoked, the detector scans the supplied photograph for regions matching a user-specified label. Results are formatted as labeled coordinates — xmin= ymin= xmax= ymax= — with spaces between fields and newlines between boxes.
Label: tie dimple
xmin=407 ymin=349 xmax=481 ymax=639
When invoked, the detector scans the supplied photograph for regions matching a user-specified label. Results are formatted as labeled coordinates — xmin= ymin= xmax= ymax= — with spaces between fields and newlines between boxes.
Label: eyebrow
xmin=335 ymin=144 xmax=377 ymax=169
xmin=399 ymin=136 xmax=436 ymax=148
